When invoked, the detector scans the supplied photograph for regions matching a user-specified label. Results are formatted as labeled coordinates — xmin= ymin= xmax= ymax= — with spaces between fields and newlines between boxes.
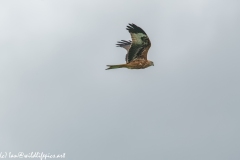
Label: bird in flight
xmin=106 ymin=23 xmax=154 ymax=70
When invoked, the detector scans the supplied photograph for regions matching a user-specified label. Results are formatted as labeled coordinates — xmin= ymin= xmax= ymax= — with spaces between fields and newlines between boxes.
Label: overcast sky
xmin=1 ymin=0 xmax=240 ymax=160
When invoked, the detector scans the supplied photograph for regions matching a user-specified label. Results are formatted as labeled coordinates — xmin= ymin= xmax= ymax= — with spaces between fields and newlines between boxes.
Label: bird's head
xmin=149 ymin=61 xmax=154 ymax=67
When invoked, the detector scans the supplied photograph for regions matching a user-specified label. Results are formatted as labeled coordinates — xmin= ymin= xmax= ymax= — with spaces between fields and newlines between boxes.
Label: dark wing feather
xmin=116 ymin=40 xmax=132 ymax=51
xmin=125 ymin=23 xmax=151 ymax=63
xmin=126 ymin=23 xmax=146 ymax=34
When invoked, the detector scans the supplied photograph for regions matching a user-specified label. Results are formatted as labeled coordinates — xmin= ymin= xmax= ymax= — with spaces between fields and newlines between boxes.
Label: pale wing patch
xmin=131 ymin=33 xmax=147 ymax=45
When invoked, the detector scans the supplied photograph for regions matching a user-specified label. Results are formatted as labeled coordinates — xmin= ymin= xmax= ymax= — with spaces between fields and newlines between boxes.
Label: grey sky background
xmin=1 ymin=0 xmax=240 ymax=159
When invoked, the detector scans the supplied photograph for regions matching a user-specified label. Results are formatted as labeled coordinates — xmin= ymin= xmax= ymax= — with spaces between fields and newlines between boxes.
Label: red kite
xmin=106 ymin=23 xmax=154 ymax=70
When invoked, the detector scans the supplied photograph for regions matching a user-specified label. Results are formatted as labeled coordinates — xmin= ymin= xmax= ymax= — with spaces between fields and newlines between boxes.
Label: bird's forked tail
xmin=105 ymin=64 xmax=127 ymax=70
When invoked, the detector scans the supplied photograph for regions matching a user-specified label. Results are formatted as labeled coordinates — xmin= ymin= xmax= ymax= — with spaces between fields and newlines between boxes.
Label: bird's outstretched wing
xmin=116 ymin=40 xmax=132 ymax=51
xmin=126 ymin=23 xmax=151 ymax=63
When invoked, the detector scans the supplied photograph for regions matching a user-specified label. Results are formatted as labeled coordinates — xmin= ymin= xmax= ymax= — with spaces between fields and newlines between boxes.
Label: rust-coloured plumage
xmin=106 ymin=23 xmax=154 ymax=70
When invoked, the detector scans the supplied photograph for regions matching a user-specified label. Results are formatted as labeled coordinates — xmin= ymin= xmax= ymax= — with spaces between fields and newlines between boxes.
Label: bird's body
xmin=106 ymin=59 xmax=153 ymax=70
xmin=106 ymin=23 xmax=154 ymax=70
